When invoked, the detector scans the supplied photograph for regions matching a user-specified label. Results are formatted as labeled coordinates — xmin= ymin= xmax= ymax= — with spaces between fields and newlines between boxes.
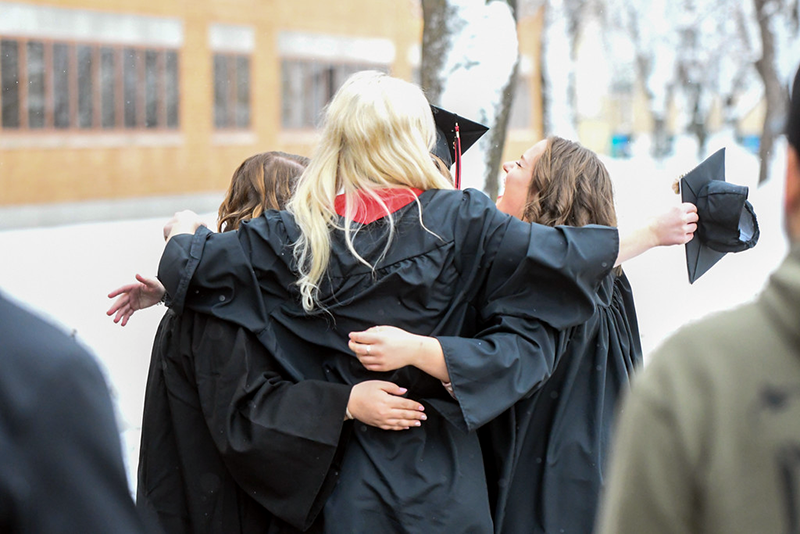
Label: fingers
xmin=108 ymin=298 xmax=135 ymax=326
xmin=349 ymin=330 xmax=380 ymax=345
xmin=348 ymin=339 xmax=375 ymax=358
xmin=107 ymin=283 xmax=137 ymax=299
xmin=135 ymin=273 xmax=159 ymax=288
xmin=114 ymin=304 xmax=130 ymax=324
xmin=374 ymin=408 xmax=427 ymax=431
xmin=106 ymin=295 xmax=129 ymax=316
xmin=374 ymin=381 xmax=408 ymax=396
xmin=119 ymin=310 xmax=134 ymax=327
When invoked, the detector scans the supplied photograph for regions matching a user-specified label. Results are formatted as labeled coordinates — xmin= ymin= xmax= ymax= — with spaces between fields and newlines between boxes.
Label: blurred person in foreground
xmin=0 ymin=292 xmax=149 ymax=533
xmin=348 ymin=136 xmax=697 ymax=533
xmin=108 ymin=151 xmax=426 ymax=534
xmin=595 ymin=64 xmax=800 ymax=534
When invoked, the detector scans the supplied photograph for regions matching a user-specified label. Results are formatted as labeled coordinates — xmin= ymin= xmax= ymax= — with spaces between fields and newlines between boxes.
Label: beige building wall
xmin=0 ymin=0 xmax=422 ymax=206
xmin=0 ymin=0 xmax=548 ymax=207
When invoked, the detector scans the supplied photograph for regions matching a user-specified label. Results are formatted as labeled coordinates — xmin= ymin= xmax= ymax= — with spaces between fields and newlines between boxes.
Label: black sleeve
xmin=30 ymin=348 xmax=149 ymax=533
xmin=182 ymin=312 xmax=352 ymax=531
xmin=436 ymin=194 xmax=619 ymax=432
xmin=437 ymin=317 xmax=559 ymax=432
xmin=158 ymin=227 xmax=268 ymax=335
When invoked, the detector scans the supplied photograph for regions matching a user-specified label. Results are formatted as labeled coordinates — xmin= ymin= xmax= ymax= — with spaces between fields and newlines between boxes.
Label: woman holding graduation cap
xmin=157 ymin=71 xmax=692 ymax=532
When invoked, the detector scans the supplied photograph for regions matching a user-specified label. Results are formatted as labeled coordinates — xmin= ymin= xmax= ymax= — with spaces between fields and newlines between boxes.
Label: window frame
xmin=0 ymin=35 xmax=181 ymax=133
xmin=212 ymin=51 xmax=252 ymax=131
xmin=280 ymin=58 xmax=388 ymax=130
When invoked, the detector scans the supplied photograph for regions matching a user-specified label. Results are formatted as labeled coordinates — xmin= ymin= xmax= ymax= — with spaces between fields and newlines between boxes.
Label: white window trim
xmin=0 ymin=2 xmax=183 ymax=47
xmin=278 ymin=31 xmax=395 ymax=65
xmin=209 ymin=24 xmax=255 ymax=54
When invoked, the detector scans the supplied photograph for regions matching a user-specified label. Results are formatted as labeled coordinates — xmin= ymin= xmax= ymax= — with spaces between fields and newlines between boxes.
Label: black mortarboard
xmin=430 ymin=105 xmax=489 ymax=189
xmin=680 ymin=147 xmax=760 ymax=283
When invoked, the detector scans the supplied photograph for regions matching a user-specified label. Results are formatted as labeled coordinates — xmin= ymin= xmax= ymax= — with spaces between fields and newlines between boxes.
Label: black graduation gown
xmin=137 ymin=309 xmax=352 ymax=533
xmin=158 ymin=188 xmax=619 ymax=533
xmin=478 ymin=272 xmax=642 ymax=534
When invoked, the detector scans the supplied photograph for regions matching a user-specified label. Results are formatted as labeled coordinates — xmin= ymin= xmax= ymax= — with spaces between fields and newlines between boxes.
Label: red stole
xmin=334 ymin=188 xmax=425 ymax=224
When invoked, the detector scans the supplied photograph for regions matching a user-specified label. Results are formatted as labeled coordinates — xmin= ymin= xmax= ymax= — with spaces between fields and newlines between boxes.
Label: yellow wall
xmin=0 ymin=0 xmax=422 ymax=206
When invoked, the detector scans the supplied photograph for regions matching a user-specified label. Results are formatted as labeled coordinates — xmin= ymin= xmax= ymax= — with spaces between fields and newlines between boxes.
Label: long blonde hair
xmin=287 ymin=71 xmax=452 ymax=311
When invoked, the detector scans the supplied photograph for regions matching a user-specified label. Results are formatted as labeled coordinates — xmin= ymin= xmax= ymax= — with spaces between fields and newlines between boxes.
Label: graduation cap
xmin=430 ymin=105 xmax=489 ymax=189
xmin=680 ymin=147 xmax=760 ymax=284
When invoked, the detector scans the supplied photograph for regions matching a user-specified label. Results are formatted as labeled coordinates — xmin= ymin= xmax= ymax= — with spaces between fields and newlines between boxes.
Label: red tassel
xmin=455 ymin=123 xmax=462 ymax=189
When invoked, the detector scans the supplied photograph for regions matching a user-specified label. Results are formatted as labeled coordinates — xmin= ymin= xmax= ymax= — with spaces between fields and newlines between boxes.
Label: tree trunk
xmin=753 ymin=0 xmax=787 ymax=184
xmin=421 ymin=0 xmax=452 ymax=104
xmin=421 ymin=0 xmax=519 ymax=195
xmin=541 ymin=0 xmax=579 ymax=138
xmin=484 ymin=0 xmax=518 ymax=200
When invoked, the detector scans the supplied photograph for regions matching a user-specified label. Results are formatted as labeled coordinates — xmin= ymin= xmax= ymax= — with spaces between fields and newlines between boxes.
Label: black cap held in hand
xmin=680 ymin=147 xmax=760 ymax=284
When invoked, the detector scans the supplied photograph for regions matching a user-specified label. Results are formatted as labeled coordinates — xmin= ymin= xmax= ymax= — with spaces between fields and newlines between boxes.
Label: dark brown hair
xmin=217 ymin=151 xmax=309 ymax=232
xmin=522 ymin=136 xmax=617 ymax=228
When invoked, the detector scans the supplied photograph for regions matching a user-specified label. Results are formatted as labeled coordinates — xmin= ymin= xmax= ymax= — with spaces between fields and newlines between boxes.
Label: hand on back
xmin=347 ymin=380 xmax=426 ymax=431
xmin=348 ymin=325 xmax=423 ymax=372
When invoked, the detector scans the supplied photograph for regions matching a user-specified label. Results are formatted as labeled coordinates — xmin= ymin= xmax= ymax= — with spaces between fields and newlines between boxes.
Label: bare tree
xmin=420 ymin=0 xmax=520 ymax=197
xmin=421 ymin=0 xmax=453 ymax=105
xmin=753 ymin=0 xmax=795 ymax=183
xmin=540 ymin=0 xmax=584 ymax=138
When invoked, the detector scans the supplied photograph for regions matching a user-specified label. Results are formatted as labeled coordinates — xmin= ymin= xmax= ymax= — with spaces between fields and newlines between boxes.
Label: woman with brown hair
xmin=108 ymin=151 xmax=310 ymax=322
xmin=350 ymin=135 xmax=693 ymax=533
xmin=108 ymin=149 xmax=427 ymax=534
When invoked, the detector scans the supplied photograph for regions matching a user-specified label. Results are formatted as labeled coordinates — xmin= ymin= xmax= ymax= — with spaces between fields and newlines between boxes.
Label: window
xmin=281 ymin=60 xmax=385 ymax=129
xmin=0 ymin=37 xmax=180 ymax=131
xmin=213 ymin=53 xmax=251 ymax=129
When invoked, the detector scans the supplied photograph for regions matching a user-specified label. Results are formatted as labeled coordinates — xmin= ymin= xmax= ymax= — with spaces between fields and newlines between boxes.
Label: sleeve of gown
xmin=480 ymin=216 xmax=619 ymax=329
xmin=436 ymin=316 xmax=559 ymax=431
xmin=435 ymin=194 xmax=619 ymax=431
xmin=158 ymin=226 xmax=267 ymax=334
xmin=184 ymin=312 xmax=352 ymax=531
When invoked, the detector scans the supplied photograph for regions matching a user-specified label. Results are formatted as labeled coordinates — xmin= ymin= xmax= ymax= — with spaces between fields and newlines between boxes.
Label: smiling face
xmin=496 ymin=139 xmax=548 ymax=220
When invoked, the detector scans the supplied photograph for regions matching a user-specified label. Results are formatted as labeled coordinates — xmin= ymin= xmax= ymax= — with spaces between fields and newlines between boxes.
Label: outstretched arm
xmin=616 ymin=202 xmax=698 ymax=266
xmin=106 ymin=274 xmax=166 ymax=326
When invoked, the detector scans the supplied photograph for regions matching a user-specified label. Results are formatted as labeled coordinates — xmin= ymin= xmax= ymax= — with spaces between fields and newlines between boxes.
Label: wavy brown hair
xmin=522 ymin=136 xmax=617 ymax=228
xmin=218 ymin=151 xmax=309 ymax=232
xmin=522 ymin=136 xmax=620 ymax=274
